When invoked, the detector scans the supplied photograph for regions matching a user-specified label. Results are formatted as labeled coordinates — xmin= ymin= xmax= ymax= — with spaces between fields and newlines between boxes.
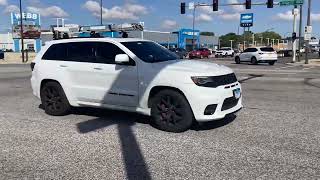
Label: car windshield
xmin=121 ymin=41 xmax=179 ymax=63
xmin=260 ymin=47 xmax=275 ymax=52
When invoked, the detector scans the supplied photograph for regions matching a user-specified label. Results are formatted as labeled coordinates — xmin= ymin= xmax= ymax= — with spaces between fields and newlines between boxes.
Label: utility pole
xmin=305 ymin=0 xmax=312 ymax=64
xmin=100 ymin=0 xmax=103 ymax=25
xmin=292 ymin=7 xmax=298 ymax=63
xmin=298 ymin=5 xmax=303 ymax=62
xmin=19 ymin=0 xmax=24 ymax=63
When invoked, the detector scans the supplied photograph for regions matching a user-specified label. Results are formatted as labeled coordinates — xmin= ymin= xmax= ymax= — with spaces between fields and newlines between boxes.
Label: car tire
xmin=40 ymin=81 xmax=71 ymax=116
xmin=235 ymin=56 xmax=241 ymax=64
xmin=251 ymin=57 xmax=258 ymax=65
xmin=200 ymin=55 xmax=204 ymax=59
xmin=151 ymin=89 xmax=194 ymax=133
xmin=269 ymin=61 xmax=276 ymax=65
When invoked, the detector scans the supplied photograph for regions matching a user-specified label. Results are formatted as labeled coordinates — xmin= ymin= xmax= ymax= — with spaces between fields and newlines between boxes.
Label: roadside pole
xmin=19 ymin=0 xmax=25 ymax=63
xmin=192 ymin=5 xmax=196 ymax=50
xmin=292 ymin=7 xmax=298 ymax=63
xmin=297 ymin=5 xmax=303 ymax=62
xmin=305 ymin=0 xmax=312 ymax=64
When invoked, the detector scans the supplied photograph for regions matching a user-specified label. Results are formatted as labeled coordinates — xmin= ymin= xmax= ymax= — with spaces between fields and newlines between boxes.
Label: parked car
xmin=31 ymin=38 xmax=242 ymax=132
xmin=188 ymin=48 xmax=211 ymax=59
xmin=169 ymin=48 xmax=188 ymax=59
xmin=215 ymin=47 xmax=235 ymax=57
xmin=235 ymin=47 xmax=278 ymax=65
xmin=0 ymin=50 xmax=4 ymax=59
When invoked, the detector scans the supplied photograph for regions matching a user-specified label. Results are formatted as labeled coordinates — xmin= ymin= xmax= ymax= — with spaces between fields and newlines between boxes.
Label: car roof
xmin=46 ymin=38 xmax=151 ymax=45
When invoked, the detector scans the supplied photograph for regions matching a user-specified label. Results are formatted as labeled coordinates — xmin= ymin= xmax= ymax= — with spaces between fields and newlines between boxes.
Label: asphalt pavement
xmin=1 ymin=61 xmax=320 ymax=179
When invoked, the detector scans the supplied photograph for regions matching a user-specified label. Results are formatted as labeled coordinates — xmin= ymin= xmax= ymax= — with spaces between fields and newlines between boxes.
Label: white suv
xmin=215 ymin=47 xmax=235 ymax=57
xmin=235 ymin=47 xmax=278 ymax=65
xmin=31 ymin=38 xmax=242 ymax=132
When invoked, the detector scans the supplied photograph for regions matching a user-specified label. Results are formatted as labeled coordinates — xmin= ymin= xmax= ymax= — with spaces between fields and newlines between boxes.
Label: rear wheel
xmin=151 ymin=90 xmax=194 ymax=133
xmin=40 ymin=81 xmax=71 ymax=116
xmin=235 ymin=56 xmax=241 ymax=64
xmin=251 ymin=57 xmax=258 ymax=65
xmin=269 ymin=61 xmax=276 ymax=65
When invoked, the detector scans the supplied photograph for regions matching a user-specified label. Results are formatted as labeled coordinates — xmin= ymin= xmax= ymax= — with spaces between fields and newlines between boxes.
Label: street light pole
xmin=19 ymin=0 xmax=24 ymax=63
xmin=100 ymin=0 xmax=103 ymax=25
xmin=192 ymin=5 xmax=196 ymax=50
xmin=305 ymin=0 xmax=312 ymax=64
xmin=298 ymin=5 xmax=303 ymax=62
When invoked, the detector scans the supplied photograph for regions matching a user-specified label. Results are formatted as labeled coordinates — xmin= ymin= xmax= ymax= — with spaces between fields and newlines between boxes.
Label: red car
xmin=188 ymin=48 xmax=211 ymax=59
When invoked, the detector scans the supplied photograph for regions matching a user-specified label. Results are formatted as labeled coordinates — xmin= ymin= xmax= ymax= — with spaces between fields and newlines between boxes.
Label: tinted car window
xmin=66 ymin=42 xmax=95 ymax=62
xmin=122 ymin=41 xmax=178 ymax=63
xmin=42 ymin=43 xmax=68 ymax=60
xmin=260 ymin=47 xmax=275 ymax=52
xmin=95 ymin=42 xmax=126 ymax=64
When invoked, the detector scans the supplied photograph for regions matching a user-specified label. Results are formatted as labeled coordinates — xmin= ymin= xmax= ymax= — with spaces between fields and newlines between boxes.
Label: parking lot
xmin=1 ymin=59 xmax=320 ymax=179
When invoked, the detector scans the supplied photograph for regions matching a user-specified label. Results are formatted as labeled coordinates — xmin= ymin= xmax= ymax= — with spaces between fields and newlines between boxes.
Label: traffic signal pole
xmin=292 ymin=7 xmax=298 ymax=63
xmin=297 ymin=5 xmax=303 ymax=62
xmin=305 ymin=0 xmax=312 ymax=64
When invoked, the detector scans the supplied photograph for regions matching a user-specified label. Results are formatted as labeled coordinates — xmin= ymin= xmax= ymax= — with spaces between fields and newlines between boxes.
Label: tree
xmin=219 ymin=33 xmax=242 ymax=48
xmin=200 ymin=32 xmax=215 ymax=36
xmin=255 ymin=31 xmax=282 ymax=45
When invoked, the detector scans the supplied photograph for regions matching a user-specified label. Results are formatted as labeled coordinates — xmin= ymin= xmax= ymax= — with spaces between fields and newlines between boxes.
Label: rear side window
xmin=245 ymin=48 xmax=257 ymax=52
xmin=66 ymin=42 xmax=95 ymax=62
xmin=260 ymin=47 xmax=275 ymax=52
xmin=42 ymin=44 xmax=67 ymax=60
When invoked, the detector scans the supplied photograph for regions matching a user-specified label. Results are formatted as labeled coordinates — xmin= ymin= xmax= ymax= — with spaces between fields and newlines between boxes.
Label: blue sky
xmin=0 ymin=0 xmax=319 ymax=37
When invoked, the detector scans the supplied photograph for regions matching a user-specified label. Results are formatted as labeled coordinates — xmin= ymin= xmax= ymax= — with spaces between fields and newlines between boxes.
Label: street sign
xmin=280 ymin=0 xmax=304 ymax=6
xmin=304 ymin=33 xmax=311 ymax=41
xmin=240 ymin=13 xmax=253 ymax=27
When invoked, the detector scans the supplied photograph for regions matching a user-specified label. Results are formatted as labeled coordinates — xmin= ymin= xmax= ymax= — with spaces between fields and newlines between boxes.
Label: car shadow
xmin=304 ymin=78 xmax=320 ymax=89
xmin=75 ymin=107 xmax=151 ymax=180
xmin=239 ymin=74 xmax=264 ymax=84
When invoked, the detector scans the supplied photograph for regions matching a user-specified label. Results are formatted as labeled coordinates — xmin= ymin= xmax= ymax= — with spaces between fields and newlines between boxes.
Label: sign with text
xmin=11 ymin=12 xmax=41 ymax=39
xmin=280 ymin=0 xmax=304 ymax=6
xmin=240 ymin=13 xmax=253 ymax=27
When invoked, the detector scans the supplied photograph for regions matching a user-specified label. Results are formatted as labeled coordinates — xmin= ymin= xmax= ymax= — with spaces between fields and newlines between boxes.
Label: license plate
xmin=233 ymin=88 xmax=241 ymax=99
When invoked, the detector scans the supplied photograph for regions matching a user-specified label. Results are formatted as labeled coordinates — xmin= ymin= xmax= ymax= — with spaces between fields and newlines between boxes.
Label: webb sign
xmin=11 ymin=12 xmax=41 ymax=39
xmin=240 ymin=13 xmax=253 ymax=27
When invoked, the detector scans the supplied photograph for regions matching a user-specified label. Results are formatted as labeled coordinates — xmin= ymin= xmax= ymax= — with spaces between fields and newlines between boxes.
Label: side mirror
xmin=115 ymin=54 xmax=129 ymax=64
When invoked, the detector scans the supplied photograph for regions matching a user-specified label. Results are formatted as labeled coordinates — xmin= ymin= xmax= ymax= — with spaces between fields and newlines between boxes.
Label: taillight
xmin=30 ymin=62 xmax=35 ymax=71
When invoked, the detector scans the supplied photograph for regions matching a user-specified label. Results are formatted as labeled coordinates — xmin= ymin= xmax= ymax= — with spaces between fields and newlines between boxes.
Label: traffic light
xmin=292 ymin=32 xmax=297 ymax=40
xmin=267 ymin=0 xmax=273 ymax=8
xmin=181 ymin=2 xmax=186 ymax=14
xmin=246 ymin=0 xmax=251 ymax=9
xmin=213 ymin=0 xmax=218 ymax=11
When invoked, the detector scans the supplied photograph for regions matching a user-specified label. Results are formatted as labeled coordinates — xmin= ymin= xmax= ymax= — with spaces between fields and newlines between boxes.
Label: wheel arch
xmin=147 ymin=86 xmax=188 ymax=108
xmin=40 ymin=79 xmax=74 ymax=105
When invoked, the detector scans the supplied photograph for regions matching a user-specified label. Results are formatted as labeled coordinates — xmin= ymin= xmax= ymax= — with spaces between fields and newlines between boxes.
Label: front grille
xmin=203 ymin=73 xmax=237 ymax=88
xmin=221 ymin=97 xmax=239 ymax=111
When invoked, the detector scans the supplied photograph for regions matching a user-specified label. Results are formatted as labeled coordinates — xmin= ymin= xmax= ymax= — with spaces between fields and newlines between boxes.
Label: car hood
xmin=151 ymin=60 xmax=234 ymax=76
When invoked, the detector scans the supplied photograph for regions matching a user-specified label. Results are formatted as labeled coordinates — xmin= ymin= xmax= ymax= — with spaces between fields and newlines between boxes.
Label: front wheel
xmin=151 ymin=90 xmax=194 ymax=133
xmin=40 ymin=81 xmax=71 ymax=116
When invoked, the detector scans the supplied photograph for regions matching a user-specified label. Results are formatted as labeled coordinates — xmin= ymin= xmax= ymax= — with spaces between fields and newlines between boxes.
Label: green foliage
xmin=219 ymin=31 xmax=282 ymax=48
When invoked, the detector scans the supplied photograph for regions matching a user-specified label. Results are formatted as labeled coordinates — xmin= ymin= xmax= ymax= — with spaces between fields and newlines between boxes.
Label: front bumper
xmin=182 ymin=82 xmax=243 ymax=122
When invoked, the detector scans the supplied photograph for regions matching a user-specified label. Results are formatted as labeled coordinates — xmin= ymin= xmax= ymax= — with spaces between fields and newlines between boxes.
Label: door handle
xmin=93 ymin=67 xmax=103 ymax=70
xmin=60 ymin=65 xmax=68 ymax=67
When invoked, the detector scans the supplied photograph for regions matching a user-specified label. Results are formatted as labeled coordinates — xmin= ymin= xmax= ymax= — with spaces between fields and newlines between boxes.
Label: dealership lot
xmin=1 ymin=61 xmax=320 ymax=179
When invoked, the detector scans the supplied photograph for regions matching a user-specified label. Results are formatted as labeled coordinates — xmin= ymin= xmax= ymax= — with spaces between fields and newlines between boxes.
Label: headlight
xmin=191 ymin=76 xmax=212 ymax=86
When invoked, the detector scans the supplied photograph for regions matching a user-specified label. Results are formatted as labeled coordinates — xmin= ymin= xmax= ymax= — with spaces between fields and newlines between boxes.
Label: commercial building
xmin=0 ymin=27 xmax=219 ymax=52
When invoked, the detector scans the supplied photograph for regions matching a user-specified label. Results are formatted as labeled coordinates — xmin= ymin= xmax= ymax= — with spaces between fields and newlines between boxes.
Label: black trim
xmin=108 ymin=92 xmax=134 ymax=97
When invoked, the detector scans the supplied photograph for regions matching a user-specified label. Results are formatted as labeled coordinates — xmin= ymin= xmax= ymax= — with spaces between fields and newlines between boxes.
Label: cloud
xmin=27 ymin=6 xmax=69 ymax=17
xmin=274 ymin=11 xmax=296 ymax=21
xmin=311 ymin=13 xmax=320 ymax=21
xmin=3 ymin=5 xmax=19 ymax=13
xmin=227 ymin=0 xmax=245 ymax=12
xmin=161 ymin=19 xmax=178 ymax=30
xmin=0 ymin=0 xmax=7 ymax=6
xmin=83 ymin=0 xmax=147 ymax=20
xmin=196 ymin=13 xmax=213 ymax=22
xmin=219 ymin=13 xmax=240 ymax=20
